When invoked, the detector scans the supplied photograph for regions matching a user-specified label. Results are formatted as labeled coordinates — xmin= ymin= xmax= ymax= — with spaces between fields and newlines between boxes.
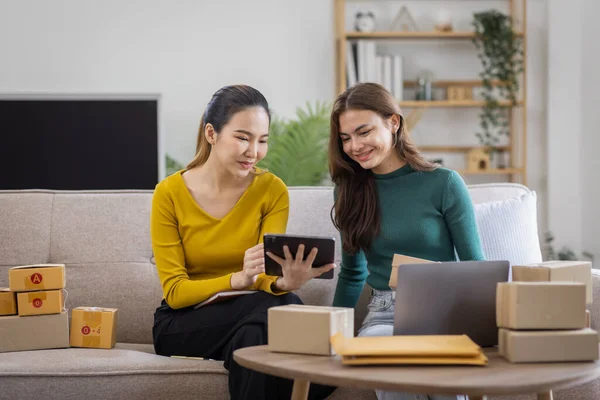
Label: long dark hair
xmin=329 ymin=83 xmax=437 ymax=254
xmin=186 ymin=85 xmax=271 ymax=170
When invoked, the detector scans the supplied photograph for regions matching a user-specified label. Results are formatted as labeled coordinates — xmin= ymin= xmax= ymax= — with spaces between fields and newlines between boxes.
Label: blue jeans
xmin=358 ymin=288 xmax=467 ymax=400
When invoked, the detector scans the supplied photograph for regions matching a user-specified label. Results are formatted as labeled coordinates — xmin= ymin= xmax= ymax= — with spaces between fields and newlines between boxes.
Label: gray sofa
xmin=0 ymin=184 xmax=598 ymax=400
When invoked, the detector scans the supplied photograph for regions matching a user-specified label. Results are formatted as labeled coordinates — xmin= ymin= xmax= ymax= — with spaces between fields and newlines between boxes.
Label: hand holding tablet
xmin=263 ymin=234 xmax=336 ymax=290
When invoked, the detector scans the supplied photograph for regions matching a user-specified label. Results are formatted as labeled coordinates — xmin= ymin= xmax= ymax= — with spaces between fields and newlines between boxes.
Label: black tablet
xmin=263 ymin=234 xmax=335 ymax=280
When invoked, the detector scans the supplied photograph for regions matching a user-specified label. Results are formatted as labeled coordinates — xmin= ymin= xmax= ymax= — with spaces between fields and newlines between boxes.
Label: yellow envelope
xmin=340 ymin=354 xmax=488 ymax=366
xmin=330 ymin=332 xmax=488 ymax=366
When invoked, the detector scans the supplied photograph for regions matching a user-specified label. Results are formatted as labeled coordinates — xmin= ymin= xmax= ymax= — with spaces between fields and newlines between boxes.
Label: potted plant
xmin=472 ymin=10 xmax=524 ymax=153
xmin=259 ymin=101 xmax=332 ymax=186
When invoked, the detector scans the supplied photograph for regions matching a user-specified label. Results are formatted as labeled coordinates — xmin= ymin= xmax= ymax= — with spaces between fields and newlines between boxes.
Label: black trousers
xmin=153 ymin=291 xmax=337 ymax=400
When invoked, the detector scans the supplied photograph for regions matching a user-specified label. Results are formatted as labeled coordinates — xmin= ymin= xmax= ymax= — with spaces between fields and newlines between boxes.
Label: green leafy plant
xmin=472 ymin=10 xmax=524 ymax=151
xmin=166 ymin=154 xmax=184 ymax=177
xmin=259 ymin=101 xmax=332 ymax=186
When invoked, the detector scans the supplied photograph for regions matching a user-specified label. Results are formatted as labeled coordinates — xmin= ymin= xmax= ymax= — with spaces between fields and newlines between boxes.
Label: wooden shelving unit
xmin=334 ymin=0 xmax=528 ymax=185
xmin=458 ymin=168 xmax=523 ymax=176
xmin=400 ymin=100 xmax=522 ymax=108
xmin=346 ymin=31 xmax=524 ymax=40
xmin=420 ymin=146 xmax=510 ymax=153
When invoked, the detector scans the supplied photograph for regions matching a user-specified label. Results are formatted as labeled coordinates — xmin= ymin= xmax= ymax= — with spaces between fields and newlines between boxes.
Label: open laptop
xmin=393 ymin=260 xmax=510 ymax=348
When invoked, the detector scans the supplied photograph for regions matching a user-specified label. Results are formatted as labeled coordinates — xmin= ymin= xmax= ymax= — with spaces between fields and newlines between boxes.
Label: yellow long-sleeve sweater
xmin=150 ymin=169 xmax=289 ymax=309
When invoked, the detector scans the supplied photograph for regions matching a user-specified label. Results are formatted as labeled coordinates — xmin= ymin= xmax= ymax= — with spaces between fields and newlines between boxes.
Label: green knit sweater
xmin=332 ymin=164 xmax=485 ymax=308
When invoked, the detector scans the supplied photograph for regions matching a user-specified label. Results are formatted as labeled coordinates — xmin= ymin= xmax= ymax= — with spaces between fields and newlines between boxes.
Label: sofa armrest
xmin=591 ymin=269 xmax=600 ymax=330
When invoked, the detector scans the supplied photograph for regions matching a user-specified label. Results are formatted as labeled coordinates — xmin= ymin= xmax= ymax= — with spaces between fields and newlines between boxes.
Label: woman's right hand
xmin=231 ymin=243 xmax=265 ymax=290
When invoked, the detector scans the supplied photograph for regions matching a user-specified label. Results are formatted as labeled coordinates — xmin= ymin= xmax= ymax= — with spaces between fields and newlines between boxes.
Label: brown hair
xmin=329 ymin=82 xmax=438 ymax=254
xmin=186 ymin=85 xmax=271 ymax=170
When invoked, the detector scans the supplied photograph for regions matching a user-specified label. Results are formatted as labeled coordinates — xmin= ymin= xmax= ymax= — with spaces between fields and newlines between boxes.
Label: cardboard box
xmin=0 ymin=311 xmax=69 ymax=353
xmin=17 ymin=290 xmax=64 ymax=316
xmin=496 ymin=282 xmax=586 ymax=330
xmin=9 ymin=264 xmax=66 ymax=292
xmin=389 ymin=254 xmax=437 ymax=289
xmin=512 ymin=261 xmax=592 ymax=304
xmin=70 ymin=307 xmax=118 ymax=349
xmin=0 ymin=288 xmax=17 ymax=316
xmin=499 ymin=327 xmax=599 ymax=363
xmin=268 ymin=304 xmax=354 ymax=355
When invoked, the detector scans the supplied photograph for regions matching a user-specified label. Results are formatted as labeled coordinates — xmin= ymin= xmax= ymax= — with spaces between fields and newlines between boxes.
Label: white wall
xmin=547 ymin=0 xmax=584 ymax=255
xmin=0 ymin=0 xmax=335 ymax=169
xmin=547 ymin=0 xmax=599 ymax=261
xmin=581 ymin=0 xmax=600 ymax=262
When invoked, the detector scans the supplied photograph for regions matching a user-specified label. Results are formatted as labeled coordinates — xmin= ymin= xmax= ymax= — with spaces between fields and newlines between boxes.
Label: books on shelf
xmin=346 ymin=40 xmax=403 ymax=101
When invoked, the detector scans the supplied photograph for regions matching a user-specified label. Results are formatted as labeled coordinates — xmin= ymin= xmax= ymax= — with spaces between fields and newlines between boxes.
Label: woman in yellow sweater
xmin=151 ymin=85 xmax=335 ymax=400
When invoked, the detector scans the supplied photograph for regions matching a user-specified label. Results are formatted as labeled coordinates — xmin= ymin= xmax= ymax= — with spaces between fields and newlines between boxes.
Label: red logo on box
xmin=32 ymin=298 xmax=43 ymax=308
xmin=82 ymin=326 xmax=91 ymax=335
xmin=30 ymin=273 xmax=43 ymax=284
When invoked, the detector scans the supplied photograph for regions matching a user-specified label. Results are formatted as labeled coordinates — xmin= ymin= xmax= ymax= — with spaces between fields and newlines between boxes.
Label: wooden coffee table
xmin=234 ymin=346 xmax=600 ymax=400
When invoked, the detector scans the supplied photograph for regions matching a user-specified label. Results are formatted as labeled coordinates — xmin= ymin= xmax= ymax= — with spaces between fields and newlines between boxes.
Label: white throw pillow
xmin=473 ymin=191 xmax=542 ymax=280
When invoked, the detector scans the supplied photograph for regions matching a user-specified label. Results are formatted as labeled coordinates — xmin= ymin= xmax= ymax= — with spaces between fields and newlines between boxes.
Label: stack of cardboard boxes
xmin=497 ymin=261 xmax=599 ymax=363
xmin=0 ymin=263 xmax=118 ymax=353
xmin=0 ymin=264 xmax=70 ymax=352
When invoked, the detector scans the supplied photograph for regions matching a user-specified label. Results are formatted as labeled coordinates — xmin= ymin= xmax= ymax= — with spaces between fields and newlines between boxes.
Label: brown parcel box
xmin=70 ymin=307 xmax=118 ymax=349
xmin=9 ymin=264 xmax=66 ymax=292
xmin=17 ymin=289 xmax=64 ymax=317
xmin=268 ymin=304 xmax=354 ymax=356
xmin=499 ymin=327 xmax=599 ymax=363
xmin=512 ymin=260 xmax=592 ymax=304
xmin=0 ymin=288 xmax=17 ymax=316
xmin=496 ymin=282 xmax=586 ymax=330
xmin=0 ymin=311 xmax=69 ymax=353
xmin=389 ymin=254 xmax=437 ymax=289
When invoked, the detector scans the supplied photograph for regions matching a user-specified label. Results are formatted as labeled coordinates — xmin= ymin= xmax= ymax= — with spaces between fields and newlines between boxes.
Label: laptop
xmin=393 ymin=260 xmax=510 ymax=348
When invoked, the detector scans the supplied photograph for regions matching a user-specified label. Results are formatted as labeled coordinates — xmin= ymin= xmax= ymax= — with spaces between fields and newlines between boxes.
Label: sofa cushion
xmin=474 ymin=191 xmax=543 ymax=279
xmin=49 ymin=192 xmax=153 ymax=264
xmin=288 ymin=187 xmax=342 ymax=309
xmin=0 ymin=191 xmax=53 ymax=266
xmin=63 ymin=262 xmax=163 ymax=344
xmin=0 ymin=343 xmax=376 ymax=400
xmin=468 ymin=183 xmax=531 ymax=204
xmin=0 ymin=343 xmax=229 ymax=400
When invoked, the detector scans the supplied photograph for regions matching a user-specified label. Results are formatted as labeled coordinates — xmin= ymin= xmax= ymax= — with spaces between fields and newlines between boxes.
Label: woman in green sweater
xmin=329 ymin=83 xmax=485 ymax=400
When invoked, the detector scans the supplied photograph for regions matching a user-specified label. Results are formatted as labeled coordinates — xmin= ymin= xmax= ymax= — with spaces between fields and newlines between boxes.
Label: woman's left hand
xmin=267 ymin=244 xmax=336 ymax=292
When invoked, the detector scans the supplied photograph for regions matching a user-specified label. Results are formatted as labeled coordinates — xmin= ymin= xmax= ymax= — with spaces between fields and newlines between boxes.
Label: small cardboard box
xmin=17 ymin=289 xmax=64 ymax=316
xmin=0 ymin=311 xmax=69 ymax=353
xmin=389 ymin=254 xmax=437 ymax=289
xmin=499 ymin=327 xmax=599 ymax=363
xmin=268 ymin=304 xmax=354 ymax=356
xmin=496 ymin=282 xmax=586 ymax=330
xmin=9 ymin=264 xmax=66 ymax=292
xmin=0 ymin=288 xmax=17 ymax=316
xmin=512 ymin=260 xmax=592 ymax=304
xmin=70 ymin=307 xmax=118 ymax=349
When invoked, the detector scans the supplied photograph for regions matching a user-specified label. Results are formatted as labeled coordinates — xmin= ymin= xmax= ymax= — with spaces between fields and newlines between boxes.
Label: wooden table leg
xmin=537 ymin=391 xmax=553 ymax=400
xmin=291 ymin=379 xmax=310 ymax=400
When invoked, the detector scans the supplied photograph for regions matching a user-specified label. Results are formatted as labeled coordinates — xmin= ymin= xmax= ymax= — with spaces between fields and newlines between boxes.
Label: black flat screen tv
xmin=0 ymin=96 xmax=162 ymax=190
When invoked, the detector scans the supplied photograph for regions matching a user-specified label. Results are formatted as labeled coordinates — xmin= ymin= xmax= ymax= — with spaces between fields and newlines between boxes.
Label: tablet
xmin=263 ymin=234 xmax=335 ymax=280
